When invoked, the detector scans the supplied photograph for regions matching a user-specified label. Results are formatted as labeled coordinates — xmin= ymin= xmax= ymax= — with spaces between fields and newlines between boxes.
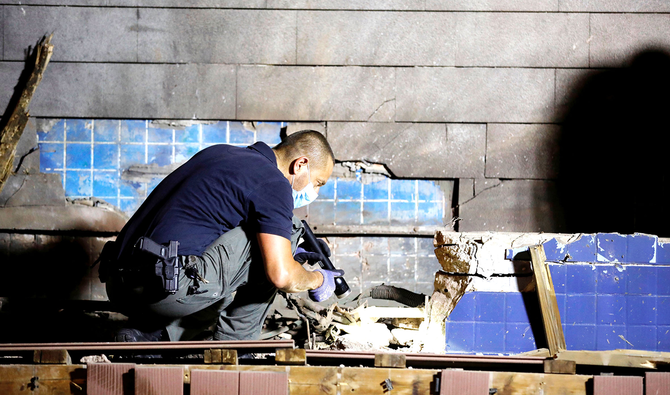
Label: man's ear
xmin=290 ymin=157 xmax=309 ymax=175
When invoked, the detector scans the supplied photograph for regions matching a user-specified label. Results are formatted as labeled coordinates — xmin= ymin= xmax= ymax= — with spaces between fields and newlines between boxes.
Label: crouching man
xmin=101 ymin=131 xmax=340 ymax=341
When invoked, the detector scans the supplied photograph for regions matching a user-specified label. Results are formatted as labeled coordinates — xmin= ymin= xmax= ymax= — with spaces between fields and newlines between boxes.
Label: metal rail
xmin=0 ymin=340 xmax=294 ymax=351
xmin=306 ymin=350 xmax=546 ymax=367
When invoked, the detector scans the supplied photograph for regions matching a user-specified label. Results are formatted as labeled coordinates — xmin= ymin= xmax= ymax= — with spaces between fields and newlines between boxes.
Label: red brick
xmin=190 ymin=370 xmax=239 ymax=395
xmin=646 ymin=372 xmax=670 ymax=395
xmin=86 ymin=363 xmax=135 ymax=395
xmin=135 ymin=366 xmax=183 ymax=395
xmin=593 ymin=376 xmax=643 ymax=395
xmin=440 ymin=370 xmax=490 ymax=395
xmin=239 ymin=371 xmax=288 ymax=395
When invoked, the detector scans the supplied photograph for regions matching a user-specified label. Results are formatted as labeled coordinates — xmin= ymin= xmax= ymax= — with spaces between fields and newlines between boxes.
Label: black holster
xmin=134 ymin=237 xmax=181 ymax=294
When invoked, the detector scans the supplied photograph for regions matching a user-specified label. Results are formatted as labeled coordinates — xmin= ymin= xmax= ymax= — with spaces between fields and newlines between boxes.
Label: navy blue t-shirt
xmin=115 ymin=142 xmax=294 ymax=259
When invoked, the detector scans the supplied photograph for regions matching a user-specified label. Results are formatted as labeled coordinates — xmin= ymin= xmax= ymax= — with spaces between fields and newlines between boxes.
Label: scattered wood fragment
xmin=530 ymin=245 xmax=566 ymax=356
xmin=0 ymin=35 xmax=53 ymax=194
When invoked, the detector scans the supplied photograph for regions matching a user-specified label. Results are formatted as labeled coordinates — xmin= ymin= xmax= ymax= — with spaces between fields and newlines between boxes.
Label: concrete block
xmin=328 ymin=122 xmax=485 ymax=178
xmin=3 ymin=6 xmax=137 ymax=62
xmin=0 ymin=173 xmax=65 ymax=206
xmin=12 ymin=118 xmax=39 ymax=174
xmin=237 ymin=66 xmax=395 ymax=121
xmin=554 ymin=68 xmax=599 ymax=121
xmin=560 ymin=0 xmax=670 ymax=12
xmin=454 ymin=13 xmax=589 ymax=67
xmin=268 ymin=0 xmax=425 ymax=10
xmin=286 ymin=122 xmax=326 ymax=135
xmin=0 ymin=62 xmax=24 ymax=114
xmin=297 ymin=11 xmax=457 ymax=66
xmin=1 ymin=0 xmax=134 ymax=5
xmin=458 ymin=180 xmax=565 ymax=232
xmin=590 ymin=14 xmax=670 ymax=67
xmin=25 ymin=63 xmax=236 ymax=119
xmin=426 ymin=0 xmax=557 ymax=11
xmin=485 ymin=123 xmax=561 ymax=179
xmin=138 ymin=9 xmax=296 ymax=64
xmin=137 ymin=0 xmax=265 ymax=7
xmin=396 ymin=67 xmax=555 ymax=123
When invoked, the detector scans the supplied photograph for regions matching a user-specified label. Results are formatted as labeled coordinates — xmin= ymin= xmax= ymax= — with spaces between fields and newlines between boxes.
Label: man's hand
xmin=308 ymin=268 xmax=345 ymax=302
xmin=257 ymin=233 xmax=323 ymax=292
xmin=294 ymin=238 xmax=330 ymax=264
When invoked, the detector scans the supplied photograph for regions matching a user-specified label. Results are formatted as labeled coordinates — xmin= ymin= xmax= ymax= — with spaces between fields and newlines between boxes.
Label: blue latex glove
xmin=294 ymin=239 xmax=331 ymax=264
xmin=308 ymin=268 xmax=345 ymax=302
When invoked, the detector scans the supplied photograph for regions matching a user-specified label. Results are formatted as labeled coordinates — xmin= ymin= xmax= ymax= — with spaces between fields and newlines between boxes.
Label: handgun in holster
xmin=134 ymin=237 xmax=181 ymax=294
xmin=300 ymin=220 xmax=351 ymax=299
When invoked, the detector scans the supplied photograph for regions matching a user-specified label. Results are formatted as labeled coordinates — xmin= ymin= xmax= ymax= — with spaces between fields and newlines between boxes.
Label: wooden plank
xmin=543 ymin=359 xmax=576 ymax=374
xmin=190 ymin=370 xmax=239 ymax=395
xmin=490 ymin=371 xmax=590 ymax=395
xmin=275 ymin=348 xmax=306 ymax=365
xmin=33 ymin=349 xmax=71 ymax=364
xmin=557 ymin=350 xmax=663 ymax=369
xmin=86 ymin=363 xmax=135 ymax=395
xmin=646 ymin=372 xmax=670 ymax=395
xmin=239 ymin=371 xmax=288 ymax=395
xmin=440 ymin=370 xmax=490 ymax=395
xmin=374 ymin=353 xmax=406 ymax=368
xmin=530 ymin=245 xmax=566 ymax=356
xmin=593 ymin=376 xmax=643 ymax=395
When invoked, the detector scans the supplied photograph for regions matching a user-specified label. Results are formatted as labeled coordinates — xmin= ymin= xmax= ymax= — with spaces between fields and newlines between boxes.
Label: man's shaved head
xmin=273 ymin=130 xmax=335 ymax=171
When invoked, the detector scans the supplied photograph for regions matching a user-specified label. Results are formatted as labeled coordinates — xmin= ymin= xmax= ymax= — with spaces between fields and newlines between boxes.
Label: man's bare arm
xmin=257 ymin=232 xmax=324 ymax=292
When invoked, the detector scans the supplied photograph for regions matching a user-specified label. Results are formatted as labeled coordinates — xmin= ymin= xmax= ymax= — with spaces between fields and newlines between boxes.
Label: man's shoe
xmin=114 ymin=327 xmax=167 ymax=342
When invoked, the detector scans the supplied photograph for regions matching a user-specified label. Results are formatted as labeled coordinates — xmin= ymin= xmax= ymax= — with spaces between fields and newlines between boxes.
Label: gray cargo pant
xmin=107 ymin=216 xmax=304 ymax=341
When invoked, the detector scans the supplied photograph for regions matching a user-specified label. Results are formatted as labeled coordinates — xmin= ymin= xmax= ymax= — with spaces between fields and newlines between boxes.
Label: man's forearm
xmin=278 ymin=264 xmax=324 ymax=293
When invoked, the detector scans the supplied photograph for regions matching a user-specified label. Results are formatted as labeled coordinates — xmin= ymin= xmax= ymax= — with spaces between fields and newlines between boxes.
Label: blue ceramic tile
xmin=505 ymin=246 xmax=529 ymax=260
xmin=148 ymin=127 xmax=173 ymax=143
xmin=449 ymin=293 xmax=476 ymax=322
xmin=93 ymin=144 xmax=118 ymax=170
xmin=66 ymin=119 xmax=91 ymax=142
xmin=307 ymin=201 xmax=335 ymax=225
xmin=93 ymin=171 xmax=118 ymax=197
xmin=627 ymin=266 xmax=657 ymax=295
xmin=566 ymin=234 xmax=597 ymax=262
xmin=596 ymin=295 xmax=625 ymax=325
xmin=37 ymin=119 xmax=65 ymax=141
xmin=597 ymin=233 xmax=627 ymax=263
xmin=120 ymin=145 xmax=145 ymax=168
xmin=363 ymin=255 xmax=388 ymax=282
xmin=120 ymin=120 xmax=146 ymax=143
xmin=543 ymin=238 xmax=567 ymax=262
xmin=417 ymin=202 xmax=443 ymax=225
xmin=390 ymin=180 xmax=416 ymax=201
xmin=175 ymin=144 xmax=199 ymax=162
xmin=657 ymin=242 xmax=670 ymax=264
xmin=626 ymin=326 xmax=656 ymax=351
xmin=417 ymin=238 xmax=435 ymax=257
xmin=119 ymin=198 xmax=141 ymax=213
xmin=596 ymin=265 xmax=626 ymax=294
xmin=626 ymin=295 xmax=656 ymax=325
xmin=388 ymin=238 xmax=415 ymax=256
xmin=147 ymin=177 xmax=163 ymax=195
xmin=147 ymin=145 xmax=172 ymax=167
xmin=119 ymin=180 xmax=143 ymax=198
xmin=202 ymin=121 xmax=229 ymax=144
xmin=475 ymin=292 xmax=506 ymax=322
xmin=390 ymin=202 xmax=416 ymax=224
xmin=65 ymin=170 xmax=92 ymax=196
xmin=556 ymin=294 xmax=567 ymax=323
xmin=418 ymin=180 xmax=442 ymax=201
xmin=446 ymin=322 xmax=475 ymax=353
xmin=93 ymin=120 xmax=119 ymax=142
xmin=364 ymin=179 xmax=389 ymax=200
xmin=658 ymin=326 xmax=670 ymax=352
xmin=474 ymin=322 xmax=505 ymax=353
xmin=564 ymin=324 xmax=596 ymax=350
xmin=317 ymin=180 xmax=335 ymax=200
xmin=336 ymin=179 xmax=362 ymax=200
xmin=334 ymin=201 xmax=361 ymax=225
xmin=229 ymin=122 xmax=255 ymax=144
xmin=505 ymin=292 xmax=531 ymax=323
xmin=389 ymin=257 xmax=415 ymax=282
xmin=66 ymin=144 xmax=92 ymax=169
xmin=596 ymin=325 xmax=628 ymax=350
xmin=39 ymin=143 xmax=64 ymax=170
xmin=566 ymin=264 xmax=596 ymax=294
xmin=504 ymin=323 xmax=537 ymax=353
xmin=627 ymin=234 xmax=657 ymax=263
xmin=175 ymin=124 xmax=200 ymax=143
xmin=417 ymin=257 xmax=441 ymax=282
xmin=658 ymin=297 xmax=670 ymax=325
xmin=657 ymin=267 xmax=670 ymax=296
xmin=256 ymin=122 xmax=281 ymax=145
xmin=566 ymin=294 xmax=596 ymax=325
xmin=362 ymin=202 xmax=389 ymax=225
xmin=549 ymin=264 xmax=567 ymax=293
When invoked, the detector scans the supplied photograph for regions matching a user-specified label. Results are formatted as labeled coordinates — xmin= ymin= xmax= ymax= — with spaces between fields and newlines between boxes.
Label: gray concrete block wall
xmin=0 ymin=3 xmax=665 ymax=233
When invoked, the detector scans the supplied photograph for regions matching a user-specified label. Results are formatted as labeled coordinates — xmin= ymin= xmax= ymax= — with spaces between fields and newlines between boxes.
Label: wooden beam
xmin=543 ymin=359 xmax=576 ymax=374
xmin=0 ymin=35 xmax=53 ymax=194
xmin=530 ymin=245 xmax=566 ymax=356
xmin=374 ymin=353 xmax=406 ymax=368
xmin=557 ymin=349 xmax=670 ymax=369
xmin=275 ymin=349 xmax=307 ymax=365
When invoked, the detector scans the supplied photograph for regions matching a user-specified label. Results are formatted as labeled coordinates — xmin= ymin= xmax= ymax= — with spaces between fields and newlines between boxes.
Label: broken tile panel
xmin=592 ymin=376 xmax=643 ymax=395
xmin=627 ymin=234 xmax=657 ymax=264
xmin=439 ymin=370 xmax=490 ymax=395
xmin=596 ymin=233 xmax=627 ymax=263
xmin=560 ymin=0 xmax=670 ymax=12
xmin=86 ymin=363 xmax=135 ymax=395
xmin=135 ymin=366 xmax=184 ymax=395
xmin=542 ymin=238 xmax=568 ymax=262
xmin=138 ymin=9 xmax=296 ymax=64
xmin=190 ymin=370 xmax=239 ymax=395
xmin=238 ymin=371 xmax=288 ymax=395
xmin=237 ymin=66 xmax=395 ymax=122
xmin=566 ymin=235 xmax=597 ymax=262
xmin=645 ymin=372 xmax=670 ymax=395
xmin=396 ymin=67 xmax=555 ymax=123
xmin=3 ymin=6 xmax=137 ymax=62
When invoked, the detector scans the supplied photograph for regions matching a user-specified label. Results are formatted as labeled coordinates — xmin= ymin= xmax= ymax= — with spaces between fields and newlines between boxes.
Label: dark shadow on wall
xmin=556 ymin=48 xmax=670 ymax=236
